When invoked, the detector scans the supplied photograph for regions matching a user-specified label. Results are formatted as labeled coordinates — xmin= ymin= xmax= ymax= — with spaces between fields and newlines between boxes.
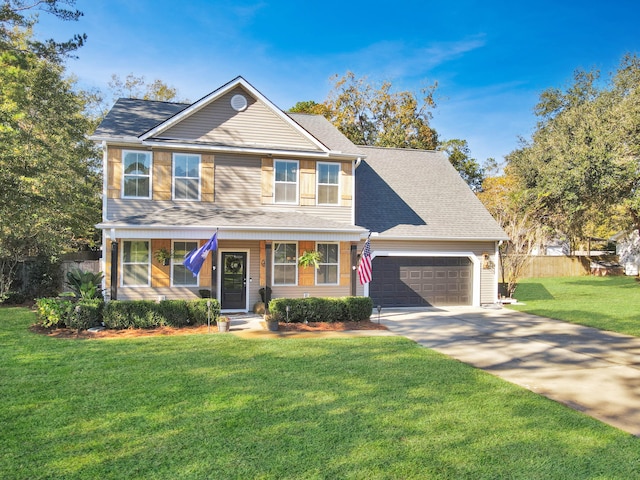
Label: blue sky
xmin=37 ymin=0 xmax=640 ymax=165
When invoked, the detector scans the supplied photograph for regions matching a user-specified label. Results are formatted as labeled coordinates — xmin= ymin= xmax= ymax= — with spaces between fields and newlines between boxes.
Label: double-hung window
xmin=317 ymin=243 xmax=339 ymax=285
xmin=274 ymin=159 xmax=298 ymax=204
xmin=123 ymin=151 xmax=151 ymax=198
xmin=122 ymin=240 xmax=150 ymax=286
xmin=172 ymin=241 xmax=199 ymax=286
xmin=317 ymin=162 xmax=340 ymax=205
xmin=173 ymin=154 xmax=201 ymax=200
xmin=273 ymin=242 xmax=297 ymax=285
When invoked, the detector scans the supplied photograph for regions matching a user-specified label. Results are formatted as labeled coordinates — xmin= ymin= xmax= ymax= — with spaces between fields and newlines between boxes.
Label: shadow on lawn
xmin=515 ymin=283 xmax=555 ymax=301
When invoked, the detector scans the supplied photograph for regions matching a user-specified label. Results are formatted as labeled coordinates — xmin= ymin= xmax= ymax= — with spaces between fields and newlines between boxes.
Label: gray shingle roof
xmin=93 ymin=98 xmax=189 ymax=138
xmin=99 ymin=206 xmax=364 ymax=232
xmin=356 ymin=146 xmax=508 ymax=240
xmin=287 ymin=113 xmax=361 ymax=154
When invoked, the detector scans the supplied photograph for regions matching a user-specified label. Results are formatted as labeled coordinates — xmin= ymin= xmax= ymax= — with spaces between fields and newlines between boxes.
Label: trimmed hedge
xmin=268 ymin=296 xmax=373 ymax=323
xmin=35 ymin=297 xmax=220 ymax=330
xmin=103 ymin=299 xmax=220 ymax=329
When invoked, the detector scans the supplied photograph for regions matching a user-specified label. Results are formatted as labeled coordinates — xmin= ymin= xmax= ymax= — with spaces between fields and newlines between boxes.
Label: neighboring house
xmin=612 ymin=230 xmax=640 ymax=275
xmin=91 ymin=76 xmax=507 ymax=311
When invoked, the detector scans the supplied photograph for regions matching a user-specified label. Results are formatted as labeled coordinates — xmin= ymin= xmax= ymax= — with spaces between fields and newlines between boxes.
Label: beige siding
xmin=159 ymin=86 xmax=321 ymax=151
xmin=270 ymin=285 xmax=351 ymax=300
xmin=214 ymin=154 xmax=261 ymax=207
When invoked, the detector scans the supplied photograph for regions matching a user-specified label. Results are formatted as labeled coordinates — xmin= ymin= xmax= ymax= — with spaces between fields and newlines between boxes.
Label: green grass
xmin=509 ymin=276 xmax=640 ymax=337
xmin=2 ymin=307 xmax=640 ymax=479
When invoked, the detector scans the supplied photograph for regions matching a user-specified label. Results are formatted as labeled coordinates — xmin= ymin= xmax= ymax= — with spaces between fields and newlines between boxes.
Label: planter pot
xmin=266 ymin=320 xmax=279 ymax=332
xmin=218 ymin=321 xmax=230 ymax=332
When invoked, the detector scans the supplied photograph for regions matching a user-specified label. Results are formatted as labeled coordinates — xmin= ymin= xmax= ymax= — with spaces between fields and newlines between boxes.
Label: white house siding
xmin=361 ymin=239 xmax=498 ymax=306
xmin=158 ymin=87 xmax=321 ymax=152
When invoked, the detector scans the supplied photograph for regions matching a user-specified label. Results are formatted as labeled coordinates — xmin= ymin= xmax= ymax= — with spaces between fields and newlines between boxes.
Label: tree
xmin=0 ymin=0 xmax=86 ymax=60
xmin=507 ymin=54 xmax=640 ymax=240
xmin=438 ymin=139 xmax=485 ymax=191
xmin=294 ymin=72 xmax=439 ymax=150
xmin=108 ymin=73 xmax=183 ymax=102
xmin=290 ymin=73 xmax=491 ymax=190
xmin=0 ymin=5 xmax=100 ymax=299
xmin=478 ymin=168 xmax=548 ymax=297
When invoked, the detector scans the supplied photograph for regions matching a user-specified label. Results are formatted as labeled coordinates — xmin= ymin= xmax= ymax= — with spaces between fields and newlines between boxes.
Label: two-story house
xmin=91 ymin=76 xmax=507 ymax=312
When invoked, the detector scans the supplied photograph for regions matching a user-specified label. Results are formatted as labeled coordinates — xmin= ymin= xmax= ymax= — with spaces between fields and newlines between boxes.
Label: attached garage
xmin=369 ymin=256 xmax=473 ymax=307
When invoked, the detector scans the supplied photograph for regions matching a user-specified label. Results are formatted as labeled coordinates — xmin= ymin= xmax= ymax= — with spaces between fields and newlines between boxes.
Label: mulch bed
xmin=29 ymin=320 xmax=387 ymax=339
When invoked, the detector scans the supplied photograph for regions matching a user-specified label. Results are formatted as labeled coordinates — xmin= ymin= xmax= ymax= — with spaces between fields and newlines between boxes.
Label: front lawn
xmin=2 ymin=307 xmax=639 ymax=479
xmin=508 ymin=276 xmax=640 ymax=337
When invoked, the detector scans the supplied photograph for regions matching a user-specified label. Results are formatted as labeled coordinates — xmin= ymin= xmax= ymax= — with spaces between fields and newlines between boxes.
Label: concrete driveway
xmin=380 ymin=306 xmax=640 ymax=436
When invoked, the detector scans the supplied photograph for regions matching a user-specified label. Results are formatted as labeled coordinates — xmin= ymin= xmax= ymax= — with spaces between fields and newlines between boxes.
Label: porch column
xmin=265 ymin=242 xmax=272 ymax=305
xmin=350 ymin=243 xmax=358 ymax=296
xmin=110 ymin=241 xmax=118 ymax=301
xmin=210 ymin=251 xmax=218 ymax=300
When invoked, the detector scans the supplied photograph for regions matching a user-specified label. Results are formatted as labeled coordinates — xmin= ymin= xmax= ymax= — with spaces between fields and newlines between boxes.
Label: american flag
xmin=357 ymin=236 xmax=372 ymax=285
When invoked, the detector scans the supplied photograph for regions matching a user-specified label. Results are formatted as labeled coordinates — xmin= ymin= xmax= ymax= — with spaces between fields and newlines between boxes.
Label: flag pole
xmin=210 ymin=228 xmax=219 ymax=300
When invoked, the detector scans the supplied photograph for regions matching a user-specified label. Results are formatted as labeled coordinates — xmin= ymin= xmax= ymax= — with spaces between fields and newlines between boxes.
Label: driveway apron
xmin=380 ymin=306 xmax=640 ymax=436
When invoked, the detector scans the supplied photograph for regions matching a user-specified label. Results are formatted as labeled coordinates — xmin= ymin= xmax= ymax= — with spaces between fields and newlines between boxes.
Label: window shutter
xmin=261 ymin=158 xmax=273 ymax=204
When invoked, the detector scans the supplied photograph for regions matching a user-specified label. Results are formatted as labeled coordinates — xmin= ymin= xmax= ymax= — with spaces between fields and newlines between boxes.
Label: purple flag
xmin=183 ymin=233 xmax=218 ymax=276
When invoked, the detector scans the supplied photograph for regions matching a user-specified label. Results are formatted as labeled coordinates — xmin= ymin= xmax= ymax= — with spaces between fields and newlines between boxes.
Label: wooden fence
xmin=512 ymin=255 xmax=620 ymax=278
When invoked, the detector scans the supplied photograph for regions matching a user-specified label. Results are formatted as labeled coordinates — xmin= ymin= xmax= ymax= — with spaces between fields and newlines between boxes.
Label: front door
xmin=221 ymin=252 xmax=247 ymax=310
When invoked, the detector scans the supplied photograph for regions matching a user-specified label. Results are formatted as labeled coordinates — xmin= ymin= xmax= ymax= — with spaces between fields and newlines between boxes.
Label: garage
xmin=369 ymin=256 xmax=473 ymax=307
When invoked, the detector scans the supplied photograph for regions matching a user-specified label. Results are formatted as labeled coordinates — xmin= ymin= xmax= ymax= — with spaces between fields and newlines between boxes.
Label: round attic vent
xmin=230 ymin=94 xmax=248 ymax=112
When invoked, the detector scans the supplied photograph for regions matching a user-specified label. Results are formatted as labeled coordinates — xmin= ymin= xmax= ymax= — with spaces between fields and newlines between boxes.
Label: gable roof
xmin=92 ymin=77 xmax=362 ymax=159
xmin=356 ymin=146 xmax=508 ymax=241
xmin=93 ymin=98 xmax=188 ymax=139
xmin=287 ymin=113 xmax=360 ymax=154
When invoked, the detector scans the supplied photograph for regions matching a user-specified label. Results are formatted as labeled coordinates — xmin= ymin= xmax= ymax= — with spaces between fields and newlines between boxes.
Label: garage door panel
xmin=370 ymin=256 xmax=472 ymax=307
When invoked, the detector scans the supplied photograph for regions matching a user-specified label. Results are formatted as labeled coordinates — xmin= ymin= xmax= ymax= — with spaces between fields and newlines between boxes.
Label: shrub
xmin=155 ymin=300 xmax=190 ymax=327
xmin=35 ymin=297 xmax=74 ymax=328
xmin=187 ymin=299 xmax=220 ymax=325
xmin=268 ymin=296 xmax=372 ymax=323
xmin=66 ymin=269 xmax=104 ymax=300
xmin=344 ymin=296 xmax=374 ymax=321
xmin=103 ymin=299 xmax=221 ymax=329
xmin=2 ymin=291 xmax=28 ymax=305
xmin=68 ymin=299 xmax=104 ymax=330
xmin=103 ymin=301 xmax=160 ymax=329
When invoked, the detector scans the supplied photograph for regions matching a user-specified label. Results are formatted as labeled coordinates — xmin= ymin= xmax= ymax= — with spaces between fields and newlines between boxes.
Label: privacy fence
xmin=513 ymin=255 xmax=622 ymax=278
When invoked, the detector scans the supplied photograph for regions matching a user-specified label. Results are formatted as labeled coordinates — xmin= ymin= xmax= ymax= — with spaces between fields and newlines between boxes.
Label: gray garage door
xmin=369 ymin=256 xmax=472 ymax=307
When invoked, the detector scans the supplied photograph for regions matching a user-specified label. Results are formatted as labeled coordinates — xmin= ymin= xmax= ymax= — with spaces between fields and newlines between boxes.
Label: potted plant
xmin=298 ymin=250 xmax=322 ymax=269
xmin=217 ymin=315 xmax=230 ymax=332
xmin=153 ymin=247 xmax=173 ymax=266
xmin=264 ymin=312 xmax=279 ymax=332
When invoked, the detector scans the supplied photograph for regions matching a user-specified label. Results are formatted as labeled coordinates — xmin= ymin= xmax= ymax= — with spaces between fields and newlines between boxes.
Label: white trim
xmin=273 ymin=159 xmax=299 ymax=205
xmin=172 ymin=153 xmax=202 ymax=201
xmin=315 ymin=242 xmax=340 ymax=286
xmin=218 ymin=248 xmax=251 ymax=312
xmin=121 ymin=150 xmax=152 ymax=199
xmin=120 ymin=239 xmax=151 ymax=287
xmin=364 ymin=250 xmax=481 ymax=307
xmin=316 ymin=162 xmax=341 ymax=206
xmin=93 ymin=139 xmax=361 ymax=160
xmin=139 ymin=77 xmax=330 ymax=153
xmin=272 ymin=242 xmax=298 ymax=286
xmin=171 ymin=239 xmax=199 ymax=287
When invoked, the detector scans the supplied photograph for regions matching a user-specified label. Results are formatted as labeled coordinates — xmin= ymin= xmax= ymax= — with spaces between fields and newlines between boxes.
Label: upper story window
xmin=172 ymin=240 xmax=199 ymax=286
xmin=122 ymin=240 xmax=150 ymax=286
xmin=173 ymin=154 xmax=201 ymax=200
xmin=273 ymin=242 xmax=297 ymax=285
xmin=274 ymin=159 xmax=298 ymax=204
xmin=317 ymin=243 xmax=339 ymax=285
xmin=123 ymin=151 xmax=151 ymax=198
xmin=317 ymin=162 xmax=340 ymax=205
